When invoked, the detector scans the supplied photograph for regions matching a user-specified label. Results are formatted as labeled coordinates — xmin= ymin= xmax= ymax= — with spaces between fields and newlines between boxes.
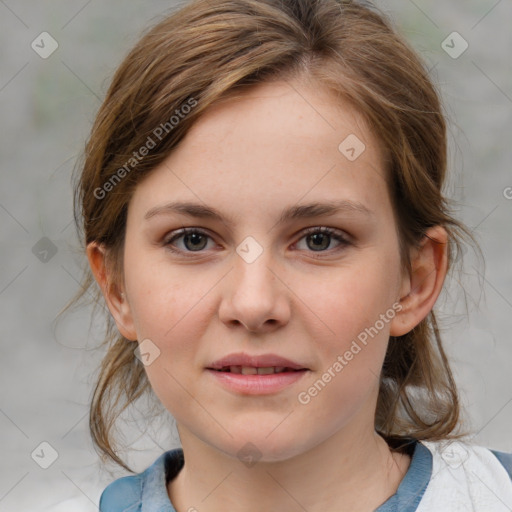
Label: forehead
xmin=185 ymin=78 xmax=374 ymax=157
xmin=128 ymin=79 xmax=390 ymax=225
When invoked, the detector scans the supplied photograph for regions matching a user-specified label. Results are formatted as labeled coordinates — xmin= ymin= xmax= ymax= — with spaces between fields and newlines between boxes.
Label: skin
xmin=88 ymin=77 xmax=448 ymax=512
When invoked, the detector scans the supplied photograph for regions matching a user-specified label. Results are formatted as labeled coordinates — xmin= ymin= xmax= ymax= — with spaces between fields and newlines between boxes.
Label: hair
xmin=69 ymin=0 xmax=479 ymax=473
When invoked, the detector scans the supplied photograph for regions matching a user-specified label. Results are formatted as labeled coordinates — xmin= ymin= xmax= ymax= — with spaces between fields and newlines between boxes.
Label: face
xmin=115 ymin=78 xmax=407 ymax=461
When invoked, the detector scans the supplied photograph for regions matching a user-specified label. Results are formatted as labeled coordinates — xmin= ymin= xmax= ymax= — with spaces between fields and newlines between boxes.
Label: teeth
xmin=230 ymin=366 xmax=293 ymax=374
xmin=218 ymin=366 xmax=300 ymax=374
xmin=257 ymin=366 xmax=275 ymax=375
xmin=241 ymin=366 xmax=258 ymax=375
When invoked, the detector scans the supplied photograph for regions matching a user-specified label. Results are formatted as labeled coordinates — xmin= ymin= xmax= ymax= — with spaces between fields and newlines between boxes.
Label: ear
xmin=390 ymin=225 xmax=448 ymax=336
xmin=86 ymin=241 xmax=138 ymax=341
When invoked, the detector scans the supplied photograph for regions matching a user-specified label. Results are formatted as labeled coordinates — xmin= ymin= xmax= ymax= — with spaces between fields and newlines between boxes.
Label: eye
xmin=294 ymin=226 xmax=351 ymax=254
xmin=163 ymin=228 xmax=216 ymax=253
xmin=163 ymin=226 xmax=351 ymax=256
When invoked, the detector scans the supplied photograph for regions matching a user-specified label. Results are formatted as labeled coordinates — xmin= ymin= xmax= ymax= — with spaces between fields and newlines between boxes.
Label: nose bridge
xmin=233 ymin=234 xmax=277 ymax=294
xmin=219 ymin=234 xmax=289 ymax=332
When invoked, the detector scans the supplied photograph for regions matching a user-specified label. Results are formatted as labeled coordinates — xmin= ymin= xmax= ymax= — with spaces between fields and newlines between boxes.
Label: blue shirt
xmin=99 ymin=440 xmax=512 ymax=511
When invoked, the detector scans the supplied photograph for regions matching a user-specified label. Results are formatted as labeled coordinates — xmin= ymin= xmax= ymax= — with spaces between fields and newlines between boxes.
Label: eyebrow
xmin=144 ymin=199 xmax=374 ymax=226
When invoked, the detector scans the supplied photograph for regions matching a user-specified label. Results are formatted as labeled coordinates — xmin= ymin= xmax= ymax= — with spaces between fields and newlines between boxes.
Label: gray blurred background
xmin=0 ymin=0 xmax=511 ymax=510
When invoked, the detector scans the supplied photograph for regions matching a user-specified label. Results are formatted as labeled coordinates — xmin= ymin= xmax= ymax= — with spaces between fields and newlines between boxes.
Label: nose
xmin=218 ymin=246 xmax=291 ymax=334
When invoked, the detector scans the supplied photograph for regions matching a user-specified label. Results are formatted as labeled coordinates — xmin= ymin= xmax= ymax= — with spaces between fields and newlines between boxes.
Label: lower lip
xmin=206 ymin=369 xmax=308 ymax=395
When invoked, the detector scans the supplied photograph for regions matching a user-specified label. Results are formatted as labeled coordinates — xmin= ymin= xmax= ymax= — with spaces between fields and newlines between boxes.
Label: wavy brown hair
xmin=69 ymin=0 xmax=479 ymax=472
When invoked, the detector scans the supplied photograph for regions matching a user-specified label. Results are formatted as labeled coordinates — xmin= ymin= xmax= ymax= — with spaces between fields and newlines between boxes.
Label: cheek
xmin=291 ymin=254 xmax=401 ymax=430
xmin=122 ymin=247 xmax=231 ymax=395
xmin=296 ymin=252 xmax=401 ymax=416
xmin=303 ymin=250 xmax=400 ymax=342
xmin=125 ymin=260 xmax=209 ymax=344
xmin=122 ymin=255 xmax=213 ymax=408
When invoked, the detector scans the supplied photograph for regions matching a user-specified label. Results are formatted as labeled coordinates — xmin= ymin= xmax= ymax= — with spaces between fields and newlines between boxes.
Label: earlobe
xmin=389 ymin=226 xmax=448 ymax=337
xmin=86 ymin=242 xmax=138 ymax=341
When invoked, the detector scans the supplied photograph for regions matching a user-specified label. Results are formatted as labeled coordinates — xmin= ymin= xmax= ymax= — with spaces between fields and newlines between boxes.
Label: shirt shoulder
xmin=490 ymin=448 xmax=512 ymax=480
xmin=414 ymin=440 xmax=512 ymax=511
xmin=98 ymin=449 xmax=184 ymax=512
xmin=99 ymin=473 xmax=143 ymax=512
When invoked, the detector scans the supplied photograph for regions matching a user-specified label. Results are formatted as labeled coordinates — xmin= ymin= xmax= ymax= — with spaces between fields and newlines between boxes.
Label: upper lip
xmin=207 ymin=352 xmax=308 ymax=370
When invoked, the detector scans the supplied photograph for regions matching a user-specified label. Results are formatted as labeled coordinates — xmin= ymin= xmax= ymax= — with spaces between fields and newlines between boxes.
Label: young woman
xmin=73 ymin=0 xmax=512 ymax=510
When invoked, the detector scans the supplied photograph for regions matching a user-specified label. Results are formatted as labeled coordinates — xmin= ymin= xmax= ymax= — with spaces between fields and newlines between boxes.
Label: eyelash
xmin=162 ymin=226 xmax=352 ymax=256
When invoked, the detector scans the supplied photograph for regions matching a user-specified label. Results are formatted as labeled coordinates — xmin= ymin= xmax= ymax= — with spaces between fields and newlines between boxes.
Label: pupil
xmin=309 ymin=233 xmax=329 ymax=251
xmin=185 ymin=233 xmax=207 ymax=251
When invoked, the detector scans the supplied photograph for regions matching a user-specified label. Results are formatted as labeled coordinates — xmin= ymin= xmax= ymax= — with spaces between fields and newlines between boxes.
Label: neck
xmin=167 ymin=426 xmax=411 ymax=512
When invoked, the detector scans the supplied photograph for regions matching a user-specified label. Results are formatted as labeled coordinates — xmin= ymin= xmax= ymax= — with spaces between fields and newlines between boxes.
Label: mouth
xmin=210 ymin=366 xmax=306 ymax=375
xmin=207 ymin=352 xmax=309 ymax=372
xmin=205 ymin=353 xmax=310 ymax=394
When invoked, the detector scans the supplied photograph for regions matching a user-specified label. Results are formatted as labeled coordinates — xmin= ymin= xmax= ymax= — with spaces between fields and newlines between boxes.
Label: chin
xmin=214 ymin=428 xmax=312 ymax=464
